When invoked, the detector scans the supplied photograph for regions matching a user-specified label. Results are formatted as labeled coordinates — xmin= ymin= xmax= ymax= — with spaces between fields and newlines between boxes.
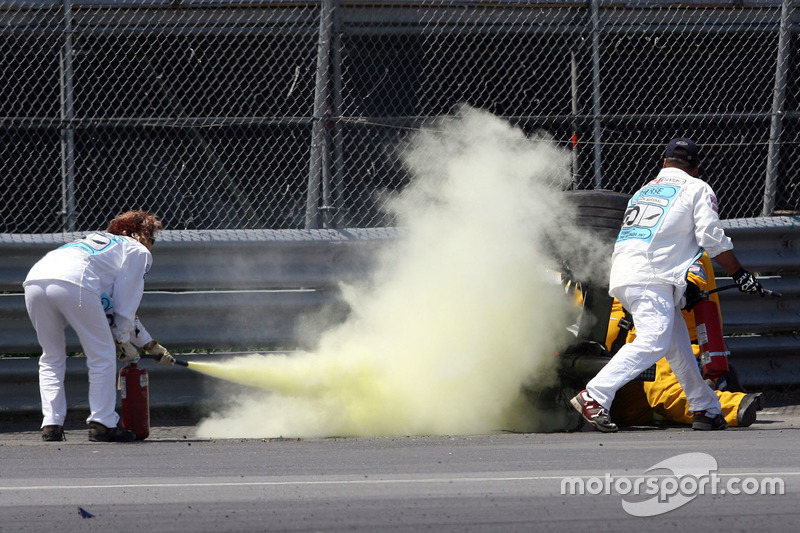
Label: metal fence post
xmin=59 ymin=0 xmax=77 ymax=232
xmin=570 ymin=48 xmax=581 ymax=188
xmin=590 ymin=0 xmax=603 ymax=189
xmin=306 ymin=0 xmax=334 ymax=229
xmin=330 ymin=0 xmax=344 ymax=228
xmin=763 ymin=0 xmax=795 ymax=216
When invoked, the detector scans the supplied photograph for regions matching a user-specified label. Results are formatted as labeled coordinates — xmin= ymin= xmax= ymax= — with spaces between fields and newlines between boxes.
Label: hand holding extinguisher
xmin=142 ymin=340 xmax=177 ymax=366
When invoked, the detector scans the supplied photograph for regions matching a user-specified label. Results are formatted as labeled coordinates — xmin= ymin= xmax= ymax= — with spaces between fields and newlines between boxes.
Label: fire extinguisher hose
xmin=708 ymin=284 xmax=782 ymax=298
xmin=140 ymin=353 xmax=190 ymax=367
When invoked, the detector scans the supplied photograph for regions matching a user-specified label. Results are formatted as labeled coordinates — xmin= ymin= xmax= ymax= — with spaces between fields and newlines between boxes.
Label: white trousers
xmin=587 ymin=283 xmax=722 ymax=415
xmin=24 ymin=281 xmax=120 ymax=428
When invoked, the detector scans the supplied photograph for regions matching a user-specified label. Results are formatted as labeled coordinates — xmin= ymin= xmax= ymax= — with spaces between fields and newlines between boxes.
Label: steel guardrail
xmin=1 ymin=218 xmax=798 ymax=413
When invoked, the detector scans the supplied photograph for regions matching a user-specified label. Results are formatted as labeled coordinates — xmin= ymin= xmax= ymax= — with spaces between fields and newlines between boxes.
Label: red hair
xmin=107 ymin=210 xmax=163 ymax=238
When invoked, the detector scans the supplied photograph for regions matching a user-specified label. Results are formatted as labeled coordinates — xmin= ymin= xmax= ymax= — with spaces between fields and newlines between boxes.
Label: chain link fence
xmin=1 ymin=0 xmax=797 ymax=233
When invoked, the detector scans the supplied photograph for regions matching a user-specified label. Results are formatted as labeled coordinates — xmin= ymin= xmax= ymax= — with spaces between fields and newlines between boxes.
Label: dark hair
xmin=663 ymin=157 xmax=698 ymax=173
xmin=107 ymin=210 xmax=163 ymax=238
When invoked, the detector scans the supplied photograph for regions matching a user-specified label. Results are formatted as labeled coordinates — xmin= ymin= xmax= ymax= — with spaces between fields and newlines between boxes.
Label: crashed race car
xmin=525 ymin=189 xmax=657 ymax=432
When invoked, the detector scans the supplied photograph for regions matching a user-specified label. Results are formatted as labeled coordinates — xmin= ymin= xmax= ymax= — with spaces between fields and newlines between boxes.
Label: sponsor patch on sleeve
xmin=709 ymin=194 xmax=719 ymax=213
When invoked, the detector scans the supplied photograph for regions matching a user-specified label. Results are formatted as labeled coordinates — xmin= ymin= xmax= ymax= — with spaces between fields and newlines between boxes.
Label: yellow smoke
xmin=195 ymin=106 xmax=576 ymax=438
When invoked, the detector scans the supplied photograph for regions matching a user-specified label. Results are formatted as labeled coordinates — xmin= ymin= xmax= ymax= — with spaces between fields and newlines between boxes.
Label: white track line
xmin=3 ymin=471 xmax=799 ymax=492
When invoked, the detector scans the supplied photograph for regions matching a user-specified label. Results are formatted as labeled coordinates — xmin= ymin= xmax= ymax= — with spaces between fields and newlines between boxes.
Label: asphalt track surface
xmin=1 ymin=403 xmax=799 ymax=533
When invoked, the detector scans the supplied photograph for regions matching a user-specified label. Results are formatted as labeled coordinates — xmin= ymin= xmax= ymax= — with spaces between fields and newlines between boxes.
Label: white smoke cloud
xmin=196 ymin=106 xmax=579 ymax=438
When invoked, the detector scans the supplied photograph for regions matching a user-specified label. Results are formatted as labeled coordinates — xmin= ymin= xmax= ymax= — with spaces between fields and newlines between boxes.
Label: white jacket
xmin=24 ymin=232 xmax=153 ymax=345
xmin=608 ymin=167 xmax=733 ymax=302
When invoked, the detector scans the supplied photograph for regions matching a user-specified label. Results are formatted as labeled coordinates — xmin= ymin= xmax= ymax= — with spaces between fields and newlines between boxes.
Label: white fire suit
xmin=587 ymin=167 xmax=732 ymax=415
xmin=23 ymin=232 xmax=154 ymax=428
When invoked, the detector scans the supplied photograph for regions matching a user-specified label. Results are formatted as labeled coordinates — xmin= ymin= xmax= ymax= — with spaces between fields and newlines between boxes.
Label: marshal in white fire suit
xmin=586 ymin=167 xmax=731 ymax=416
xmin=23 ymin=232 xmax=156 ymax=429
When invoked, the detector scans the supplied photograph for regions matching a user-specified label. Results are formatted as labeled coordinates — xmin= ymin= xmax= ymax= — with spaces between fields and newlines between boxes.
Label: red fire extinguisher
xmin=693 ymin=281 xmax=781 ymax=379
xmin=119 ymin=361 xmax=150 ymax=440
xmin=693 ymin=296 xmax=729 ymax=380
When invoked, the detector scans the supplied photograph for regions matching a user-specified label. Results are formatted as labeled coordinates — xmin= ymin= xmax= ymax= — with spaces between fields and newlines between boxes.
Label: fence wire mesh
xmin=1 ymin=1 xmax=798 ymax=233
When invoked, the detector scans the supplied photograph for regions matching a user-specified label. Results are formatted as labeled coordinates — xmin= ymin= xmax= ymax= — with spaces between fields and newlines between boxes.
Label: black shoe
xmin=737 ymin=394 xmax=761 ymax=427
xmin=692 ymin=411 xmax=728 ymax=431
xmin=41 ymin=425 xmax=65 ymax=442
xmin=752 ymin=392 xmax=765 ymax=411
xmin=88 ymin=422 xmax=136 ymax=442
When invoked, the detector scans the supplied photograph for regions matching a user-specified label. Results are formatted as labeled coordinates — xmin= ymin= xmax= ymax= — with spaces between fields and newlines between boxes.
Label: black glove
xmin=732 ymin=268 xmax=766 ymax=296
xmin=684 ymin=281 xmax=702 ymax=311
